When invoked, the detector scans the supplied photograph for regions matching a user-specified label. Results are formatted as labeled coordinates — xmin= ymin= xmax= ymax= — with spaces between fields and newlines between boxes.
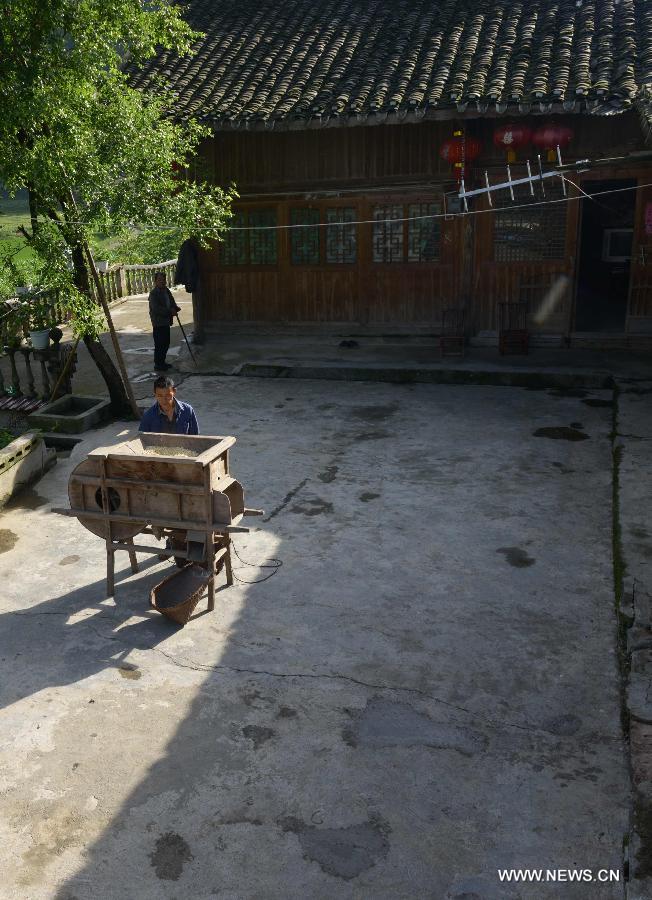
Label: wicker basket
xmin=150 ymin=563 xmax=210 ymax=626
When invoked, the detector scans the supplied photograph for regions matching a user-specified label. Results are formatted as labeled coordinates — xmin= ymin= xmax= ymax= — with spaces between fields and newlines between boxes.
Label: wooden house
xmin=131 ymin=0 xmax=652 ymax=347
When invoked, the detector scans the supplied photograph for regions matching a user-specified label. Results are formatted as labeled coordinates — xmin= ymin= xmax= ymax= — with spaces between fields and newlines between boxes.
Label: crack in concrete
xmin=73 ymin=618 xmax=619 ymax=742
xmin=42 ymin=582 xmax=625 ymax=757
xmin=263 ymin=478 xmax=309 ymax=521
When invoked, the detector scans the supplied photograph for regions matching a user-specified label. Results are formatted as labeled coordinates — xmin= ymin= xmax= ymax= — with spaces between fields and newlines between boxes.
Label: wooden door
xmin=626 ymin=182 xmax=652 ymax=335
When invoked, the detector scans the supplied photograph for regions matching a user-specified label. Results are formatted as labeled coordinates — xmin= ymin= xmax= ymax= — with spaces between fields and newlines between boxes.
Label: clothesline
xmin=1 ymin=180 xmax=650 ymax=236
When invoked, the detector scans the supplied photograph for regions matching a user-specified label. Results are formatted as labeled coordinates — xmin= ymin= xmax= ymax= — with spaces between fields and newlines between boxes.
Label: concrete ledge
xmin=40 ymin=433 xmax=83 ymax=451
xmin=0 ymin=432 xmax=56 ymax=509
xmin=235 ymin=362 xmax=615 ymax=390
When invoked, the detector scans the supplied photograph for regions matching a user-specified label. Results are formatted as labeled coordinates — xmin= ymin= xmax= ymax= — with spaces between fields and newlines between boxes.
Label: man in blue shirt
xmin=139 ymin=376 xmax=199 ymax=435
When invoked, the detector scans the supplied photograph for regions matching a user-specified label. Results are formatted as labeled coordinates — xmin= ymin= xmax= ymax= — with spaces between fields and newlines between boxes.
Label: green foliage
xmin=0 ymin=0 xmax=234 ymax=338
xmin=0 ymin=429 xmax=15 ymax=450
xmin=114 ymin=180 xmax=238 ymax=264
xmin=0 ymin=220 xmax=104 ymax=337
xmin=65 ymin=289 xmax=105 ymax=341
xmin=0 ymin=247 xmax=35 ymax=300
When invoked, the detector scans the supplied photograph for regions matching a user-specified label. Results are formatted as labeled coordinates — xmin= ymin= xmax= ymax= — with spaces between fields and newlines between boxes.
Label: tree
xmin=0 ymin=0 xmax=235 ymax=415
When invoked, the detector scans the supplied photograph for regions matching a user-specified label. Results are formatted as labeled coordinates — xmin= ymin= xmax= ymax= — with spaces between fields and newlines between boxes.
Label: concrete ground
xmin=62 ymin=290 xmax=195 ymax=402
xmin=0 ymin=374 xmax=629 ymax=899
xmin=3 ymin=293 xmax=652 ymax=412
xmin=178 ymin=331 xmax=652 ymax=385
xmin=617 ymin=380 xmax=652 ymax=899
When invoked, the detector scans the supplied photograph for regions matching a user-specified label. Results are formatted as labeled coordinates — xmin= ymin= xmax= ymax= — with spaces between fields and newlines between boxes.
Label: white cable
xmin=1 ymin=179 xmax=650 ymax=234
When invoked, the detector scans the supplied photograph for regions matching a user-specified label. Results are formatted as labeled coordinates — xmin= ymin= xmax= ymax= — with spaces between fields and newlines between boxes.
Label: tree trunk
xmin=71 ymin=244 xmax=133 ymax=417
xmin=83 ymin=336 xmax=132 ymax=417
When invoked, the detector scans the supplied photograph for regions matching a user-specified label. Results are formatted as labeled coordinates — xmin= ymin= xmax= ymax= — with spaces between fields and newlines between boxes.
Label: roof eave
xmin=204 ymin=99 xmax=635 ymax=133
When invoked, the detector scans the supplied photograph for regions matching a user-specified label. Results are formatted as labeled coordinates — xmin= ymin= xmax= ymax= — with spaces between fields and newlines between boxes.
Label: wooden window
xmin=223 ymin=211 xmax=247 ymax=265
xmin=222 ymin=208 xmax=277 ymax=265
xmin=407 ymin=203 xmax=441 ymax=262
xmin=290 ymin=208 xmax=320 ymax=265
xmin=373 ymin=205 xmax=403 ymax=263
xmin=326 ymin=208 xmax=356 ymax=264
xmin=494 ymin=184 xmax=566 ymax=262
xmin=372 ymin=202 xmax=442 ymax=263
xmin=249 ymin=209 xmax=277 ymax=264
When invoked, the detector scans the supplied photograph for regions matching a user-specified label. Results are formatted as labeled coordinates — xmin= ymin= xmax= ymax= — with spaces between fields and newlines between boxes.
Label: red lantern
xmin=440 ymin=134 xmax=482 ymax=181
xmin=493 ymin=124 xmax=532 ymax=163
xmin=532 ymin=123 xmax=573 ymax=162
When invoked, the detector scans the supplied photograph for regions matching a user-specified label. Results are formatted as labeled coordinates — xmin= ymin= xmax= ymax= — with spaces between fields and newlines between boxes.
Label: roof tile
xmin=128 ymin=0 xmax=652 ymax=128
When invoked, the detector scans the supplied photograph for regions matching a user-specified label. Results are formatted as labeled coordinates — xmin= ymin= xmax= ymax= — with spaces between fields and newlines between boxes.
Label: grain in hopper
xmin=53 ymin=432 xmax=263 ymax=620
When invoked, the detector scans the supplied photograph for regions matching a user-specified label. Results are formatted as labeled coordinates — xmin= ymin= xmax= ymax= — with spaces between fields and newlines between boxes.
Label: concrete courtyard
xmin=0 ymin=375 xmax=628 ymax=899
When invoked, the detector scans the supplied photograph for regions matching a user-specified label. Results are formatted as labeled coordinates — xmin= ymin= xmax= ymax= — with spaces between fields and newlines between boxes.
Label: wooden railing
xmin=0 ymin=258 xmax=176 ymax=381
xmin=0 ymin=261 xmax=177 ymax=342
xmin=95 ymin=259 xmax=177 ymax=303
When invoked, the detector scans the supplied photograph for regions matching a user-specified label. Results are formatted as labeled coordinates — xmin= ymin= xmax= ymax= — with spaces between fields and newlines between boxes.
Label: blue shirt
xmin=139 ymin=398 xmax=199 ymax=435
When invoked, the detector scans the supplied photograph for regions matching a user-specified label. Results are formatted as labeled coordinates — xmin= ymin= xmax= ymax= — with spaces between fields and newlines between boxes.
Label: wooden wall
xmin=627 ymin=182 xmax=652 ymax=332
xmin=200 ymin=194 xmax=460 ymax=327
xmin=205 ymin=113 xmax=645 ymax=194
xmin=196 ymin=111 xmax=652 ymax=333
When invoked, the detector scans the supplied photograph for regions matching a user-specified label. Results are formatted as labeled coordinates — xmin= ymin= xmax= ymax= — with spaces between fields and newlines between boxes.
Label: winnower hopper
xmin=53 ymin=432 xmax=263 ymax=620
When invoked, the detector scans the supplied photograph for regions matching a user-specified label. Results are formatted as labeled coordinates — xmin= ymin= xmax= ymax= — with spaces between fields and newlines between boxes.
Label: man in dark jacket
xmin=149 ymin=272 xmax=181 ymax=371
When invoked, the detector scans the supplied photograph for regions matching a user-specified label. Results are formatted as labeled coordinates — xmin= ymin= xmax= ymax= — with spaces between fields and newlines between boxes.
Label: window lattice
xmin=407 ymin=203 xmax=441 ymax=262
xmin=290 ymin=208 xmax=320 ymax=264
xmin=223 ymin=211 xmax=247 ymax=265
xmin=223 ymin=209 xmax=277 ymax=265
xmin=494 ymin=184 xmax=567 ymax=262
xmin=373 ymin=205 xmax=403 ymax=263
xmin=326 ymin=208 xmax=356 ymax=264
xmin=249 ymin=209 xmax=277 ymax=264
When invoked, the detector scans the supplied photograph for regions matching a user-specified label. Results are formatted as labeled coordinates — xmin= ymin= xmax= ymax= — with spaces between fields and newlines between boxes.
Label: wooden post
xmin=224 ymin=535 xmax=234 ymax=586
xmin=83 ymin=247 xmax=140 ymax=420
xmin=107 ymin=546 xmax=115 ymax=597
xmin=207 ymin=536 xmax=216 ymax=611
xmin=191 ymin=289 xmax=204 ymax=344
xmin=49 ymin=337 xmax=80 ymax=403
xmin=100 ymin=457 xmax=115 ymax=597
xmin=203 ymin=465 xmax=215 ymax=611
xmin=127 ymin=537 xmax=139 ymax=575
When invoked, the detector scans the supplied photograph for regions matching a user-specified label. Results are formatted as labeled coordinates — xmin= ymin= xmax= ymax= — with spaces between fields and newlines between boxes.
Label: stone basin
xmin=28 ymin=394 xmax=112 ymax=434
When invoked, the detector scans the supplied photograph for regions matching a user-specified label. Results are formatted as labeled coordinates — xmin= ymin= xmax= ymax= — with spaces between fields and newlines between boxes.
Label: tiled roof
xmin=129 ymin=0 xmax=652 ymax=130
xmin=639 ymin=87 xmax=652 ymax=142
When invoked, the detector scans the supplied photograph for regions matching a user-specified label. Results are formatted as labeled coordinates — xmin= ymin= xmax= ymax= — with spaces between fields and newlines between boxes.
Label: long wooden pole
xmin=83 ymin=244 xmax=140 ymax=419
xmin=62 ymin=184 xmax=140 ymax=420
xmin=49 ymin=335 xmax=80 ymax=402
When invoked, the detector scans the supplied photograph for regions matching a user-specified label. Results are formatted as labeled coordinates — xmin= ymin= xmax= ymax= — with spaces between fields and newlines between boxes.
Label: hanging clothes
xmin=174 ymin=239 xmax=200 ymax=292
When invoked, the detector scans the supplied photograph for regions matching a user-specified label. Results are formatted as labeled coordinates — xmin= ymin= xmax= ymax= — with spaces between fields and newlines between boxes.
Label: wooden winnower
xmin=53 ymin=432 xmax=263 ymax=614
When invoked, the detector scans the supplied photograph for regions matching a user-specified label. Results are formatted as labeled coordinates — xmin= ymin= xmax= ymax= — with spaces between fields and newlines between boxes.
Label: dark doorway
xmin=575 ymin=179 xmax=636 ymax=331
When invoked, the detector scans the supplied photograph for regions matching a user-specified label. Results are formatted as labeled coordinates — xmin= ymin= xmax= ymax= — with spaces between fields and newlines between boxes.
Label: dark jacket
xmin=174 ymin=239 xmax=200 ymax=293
xmin=148 ymin=286 xmax=177 ymax=327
